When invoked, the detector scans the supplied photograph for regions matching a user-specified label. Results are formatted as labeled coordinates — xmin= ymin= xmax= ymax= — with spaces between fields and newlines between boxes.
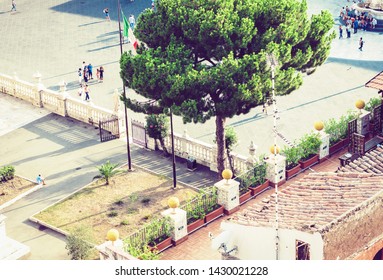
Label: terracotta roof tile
xmin=229 ymin=172 xmax=383 ymax=233
xmin=338 ymin=146 xmax=383 ymax=174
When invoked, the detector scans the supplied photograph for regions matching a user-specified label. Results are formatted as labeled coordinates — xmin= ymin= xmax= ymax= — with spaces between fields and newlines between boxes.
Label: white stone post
xmin=210 ymin=146 xmax=218 ymax=172
xmin=0 ymin=215 xmax=6 ymax=245
xmin=246 ymin=141 xmax=258 ymax=169
xmin=318 ymin=131 xmax=330 ymax=162
xmin=265 ymin=154 xmax=286 ymax=187
xmin=161 ymin=208 xmax=188 ymax=245
xmin=357 ymin=109 xmax=371 ymax=136
xmin=214 ymin=178 xmax=240 ymax=215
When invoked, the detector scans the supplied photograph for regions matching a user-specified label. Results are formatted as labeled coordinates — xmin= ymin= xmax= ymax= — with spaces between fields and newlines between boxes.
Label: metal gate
xmin=349 ymin=133 xmax=365 ymax=155
xmin=131 ymin=119 xmax=147 ymax=147
xmin=99 ymin=116 xmax=120 ymax=142
xmin=372 ymin=104 xmax=383 ymax=136
xmin=347 ymin=118 xmax=357 ymax=143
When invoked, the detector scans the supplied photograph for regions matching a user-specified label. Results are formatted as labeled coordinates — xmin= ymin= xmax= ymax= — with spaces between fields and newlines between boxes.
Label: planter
xmin=204 ymin=205 xmax=224 ymax=224
xmin=239 ymin=190 xmax=252 ymax=205
xmin=249 ymin=180 xmax=270 ymax=196
xmin=285 ymin=164 xmax=301 ymax=180
xmin=187 ymin=218 xmax=205 ymax=234
xmin=148 ymin=236 xmax=172 ymax=252
xmin=299 ymin=154 xmax=319 ymax=170
xmin=329 ymin=138 xmax=349 ymax=156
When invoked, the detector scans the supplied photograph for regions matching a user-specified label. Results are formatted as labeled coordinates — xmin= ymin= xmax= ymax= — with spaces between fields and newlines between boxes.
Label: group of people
xmin=339 ymin=5 xmax=378 ymax=33
xmin=77 ymin=62 xmax=104 ymax=102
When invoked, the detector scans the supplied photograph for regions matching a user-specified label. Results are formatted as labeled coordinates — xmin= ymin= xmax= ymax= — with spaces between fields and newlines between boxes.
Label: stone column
xmin=357 ymin=109 xmax=371 ymax=136
xmin=318 ymin=131 xmax=330 ymax=162
xmin=0 ymin=215 xmax=6 ymax=245
xmin=246 ymin=141 xmax=258 ymax=169
xmin=161 ymin=208 xmax=188 ymax=245
xmin=265 ymin=154 xmax=286 ymax=187
xmin=57 ymin=90 xmax=68 ymax=117
xmin=33 ymin=72 xmax=44 ymax=107
xmin=214 ymin=178 xmax=240 ymax=215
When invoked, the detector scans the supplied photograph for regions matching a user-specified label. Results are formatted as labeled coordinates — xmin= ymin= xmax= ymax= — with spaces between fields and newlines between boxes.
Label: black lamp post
xmin=170 ymin=108 xmax=177 ymax=189
xmin=117 ymin=0 xmax=132 ymax=170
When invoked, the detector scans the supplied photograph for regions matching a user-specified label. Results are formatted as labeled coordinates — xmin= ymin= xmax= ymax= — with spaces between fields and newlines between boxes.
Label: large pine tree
xmin=120 ymin=0 xmax=335 ymax=176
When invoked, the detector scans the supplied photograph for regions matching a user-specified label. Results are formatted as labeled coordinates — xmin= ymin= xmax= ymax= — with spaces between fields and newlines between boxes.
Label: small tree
xmin=145 ymin=114 xmax=170 ymax=156
xmin=65 ymin=226 xmax=94 ymax=260
xmin=225 ymin=126 xmax=238 ymax=175
xmin=94 ymin=160 xmax=122 ymax=185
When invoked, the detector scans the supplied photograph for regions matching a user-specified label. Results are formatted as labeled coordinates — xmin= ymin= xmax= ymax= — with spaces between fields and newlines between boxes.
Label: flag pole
xmin=117 ymin=0 xmax=132 ymax=170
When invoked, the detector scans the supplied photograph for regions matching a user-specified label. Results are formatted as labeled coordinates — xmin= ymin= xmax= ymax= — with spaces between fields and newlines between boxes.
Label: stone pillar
xmin=33 ymin=72 xmax=44 ymax=107
xmin=357 ymin=109 xmax=371 ymax=136
xmin=210 ymin=146 xmax=218 ymax=172
xmin=318 ymin=131 xmax=330 ymax=162
xmin=265 ymin=154 xmax=286 ymax=187
xmin=246 ymin=141 xmax=258 ymax=169
xmin=0 ymin=215 xmax=6 ymax=245
xmin=161 ymin=208 xmax=188 ymax=245
xmin=214 ymin=178 xmax=240 ymax=215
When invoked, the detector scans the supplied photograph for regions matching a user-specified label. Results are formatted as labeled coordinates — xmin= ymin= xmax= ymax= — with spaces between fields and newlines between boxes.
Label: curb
xmin=0 ymin=175 xmax=42 ymax=212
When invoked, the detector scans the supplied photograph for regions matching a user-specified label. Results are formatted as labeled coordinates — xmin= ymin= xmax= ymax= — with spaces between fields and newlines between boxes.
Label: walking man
xmin=88 ymin=63 xmax=93 ymax=79
xmin=78 ymin=68 xmax=83 ymax=85
xmin=359 ymin=37 xmax=364 ymax=51
xmin=103 ymin=8 xmax=110 ymax=21
xmin=339 ymin=25 xmax=343 ymax=39
xmin=84 ymin=84 xmax=90 ymax=101
xmin=11 ymin=0 xmax=16 ymax=11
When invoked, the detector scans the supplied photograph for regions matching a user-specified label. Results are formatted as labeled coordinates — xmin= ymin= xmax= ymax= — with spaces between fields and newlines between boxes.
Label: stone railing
xmin=0 ymin=73 xmax=120 ymax=130
xmin=161 ymin=130 xmax=258 ymax=174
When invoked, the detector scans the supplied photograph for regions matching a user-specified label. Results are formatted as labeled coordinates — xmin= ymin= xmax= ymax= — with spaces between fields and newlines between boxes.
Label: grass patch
xmin=33 ymin=166 xmax=197 ymax=246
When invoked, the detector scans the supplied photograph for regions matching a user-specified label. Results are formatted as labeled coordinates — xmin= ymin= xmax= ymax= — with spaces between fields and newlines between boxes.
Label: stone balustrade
xmin=0 ymin=73 xmax=117 ymax=130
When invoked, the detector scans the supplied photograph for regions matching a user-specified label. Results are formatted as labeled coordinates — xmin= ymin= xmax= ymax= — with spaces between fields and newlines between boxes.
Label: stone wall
xmin=322 ymin=193 xmax=383 ymax=260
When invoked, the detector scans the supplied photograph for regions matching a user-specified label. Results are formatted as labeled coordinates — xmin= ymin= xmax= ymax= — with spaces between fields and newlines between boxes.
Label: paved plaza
xmin=0 ymin=0 xmax=382 ymax=260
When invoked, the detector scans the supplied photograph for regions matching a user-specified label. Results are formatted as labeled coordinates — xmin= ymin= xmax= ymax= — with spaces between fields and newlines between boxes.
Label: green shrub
xmin=365 ymin=97 xmax=381 ymax=112
xmin=298 ymin=132 xmax=322 ymax=160
xmin=281 ymin=144 xmax=302 ymax=168
xmin=65 ymin=226 xmax=94 ymax=260
xmin=0 ymin=165 xmax=15 ymax=182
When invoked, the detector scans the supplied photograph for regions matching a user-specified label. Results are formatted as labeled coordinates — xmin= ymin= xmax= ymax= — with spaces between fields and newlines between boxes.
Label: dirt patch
xmin=33 ymin=167 xmax=198 ymax=245
xmin=0 ymin=176 xmax=36 ymax=206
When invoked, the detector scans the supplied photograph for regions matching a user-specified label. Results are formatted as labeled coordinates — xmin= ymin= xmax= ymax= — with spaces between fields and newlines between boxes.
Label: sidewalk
xmin=0 ymin=96 xmax=216 ymax=259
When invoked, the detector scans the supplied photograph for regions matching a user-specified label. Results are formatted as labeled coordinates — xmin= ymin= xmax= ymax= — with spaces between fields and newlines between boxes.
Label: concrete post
xmin=161 ymin=208 xmax=188 ymax=245
xmin=357 ymin=109 xmax=371 ymax=136
xmin=318 ymin=131 xmax=330 ymax=162
xmin=214 ymin=178 xmax=240 ymax=215
xmin=265 ymin=154 xmax=286 ymax=187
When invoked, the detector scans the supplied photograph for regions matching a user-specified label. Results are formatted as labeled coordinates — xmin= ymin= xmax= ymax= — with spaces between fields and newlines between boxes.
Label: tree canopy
xmin=120 ymin=0 xmax=335 ymax=175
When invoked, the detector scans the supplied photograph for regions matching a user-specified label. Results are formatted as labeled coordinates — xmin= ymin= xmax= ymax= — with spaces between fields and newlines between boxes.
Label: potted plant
xmin=235 ymin=172 xmax=252 ymax=204
xmin=248 ymin=161 xmax=270 ymax=196
xmin=147 ymin=216 xmax=174 ymax=252
xmin=203 ymin=187 xmax=224 ymax=224
xmin=186 ymin=201 xmax=206 ymax=234
xmin=298 ymin=132 xmax=322 ymax=169
xmin=281 ymin=144 xmax=302 ymax=179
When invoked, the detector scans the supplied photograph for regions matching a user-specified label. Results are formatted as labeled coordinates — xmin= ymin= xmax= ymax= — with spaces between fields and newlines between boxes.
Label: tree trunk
xmin=215 ymin=116 xmax=226 ymax=178
xmin=226 ymin=149 xmax=235 ymax=177
xmin=158 ymin=137 xmax=169 ymax=157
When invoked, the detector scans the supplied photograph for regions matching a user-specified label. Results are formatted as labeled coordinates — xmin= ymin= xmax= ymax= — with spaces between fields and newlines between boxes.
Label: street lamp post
xmin=267 ymin=53 xmax=279 ymax=260
xmin=117 ymin=0 xmax=132 ymax=170
xmin=170 ymin=109 xmax=177 ymax=189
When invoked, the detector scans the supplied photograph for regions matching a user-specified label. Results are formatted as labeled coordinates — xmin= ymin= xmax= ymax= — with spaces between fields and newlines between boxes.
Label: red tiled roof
xmin=338 ymin=146 xmax=383 ymax=173
xmin=365 ymin=70 xmax=383 ymax=91
xmin=229 ymin=172 xmax=383 ymax=233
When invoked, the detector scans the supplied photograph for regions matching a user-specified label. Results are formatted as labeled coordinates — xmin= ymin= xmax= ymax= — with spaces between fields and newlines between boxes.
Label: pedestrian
xmin=78 ymin=68 xmax=83 ymax=85
xmin=96 ymin=68 xmax=100 ymax=81
xmin=88 ymin=63 xmax=93 ymax=79
xmin=359 ymin=37 xmax=364 ymax=51
xmin=372 ymin=18 xmax=377 ymax=29
xmin=262 ymin=103 xmax=268 ymax=115
xmin=346 ymin=23 xmax=351 ymax=38
xmin=339 ymin=25 xmax=343 ymax=39
xmin=129 ymin=14 xmax=135 ymax=30
xmin=78 ymin=85 xmax=83 ymax=97
xmin=11 ymin=0 xmax=16 ymax=12
xmin=84 ymin=84 xmax=90 ymax=101
xmin=99 ymin=66 xmax=104 ymax=82
xmin=353 ymin=18 xmax=359 ymax=34
xmin=84 ymin=66 xmax=89 ymax=83
xmin=103 ymin=8 xmax=110 ymax=21
xmin=36 ymin=174 xmax=46 ymax=185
